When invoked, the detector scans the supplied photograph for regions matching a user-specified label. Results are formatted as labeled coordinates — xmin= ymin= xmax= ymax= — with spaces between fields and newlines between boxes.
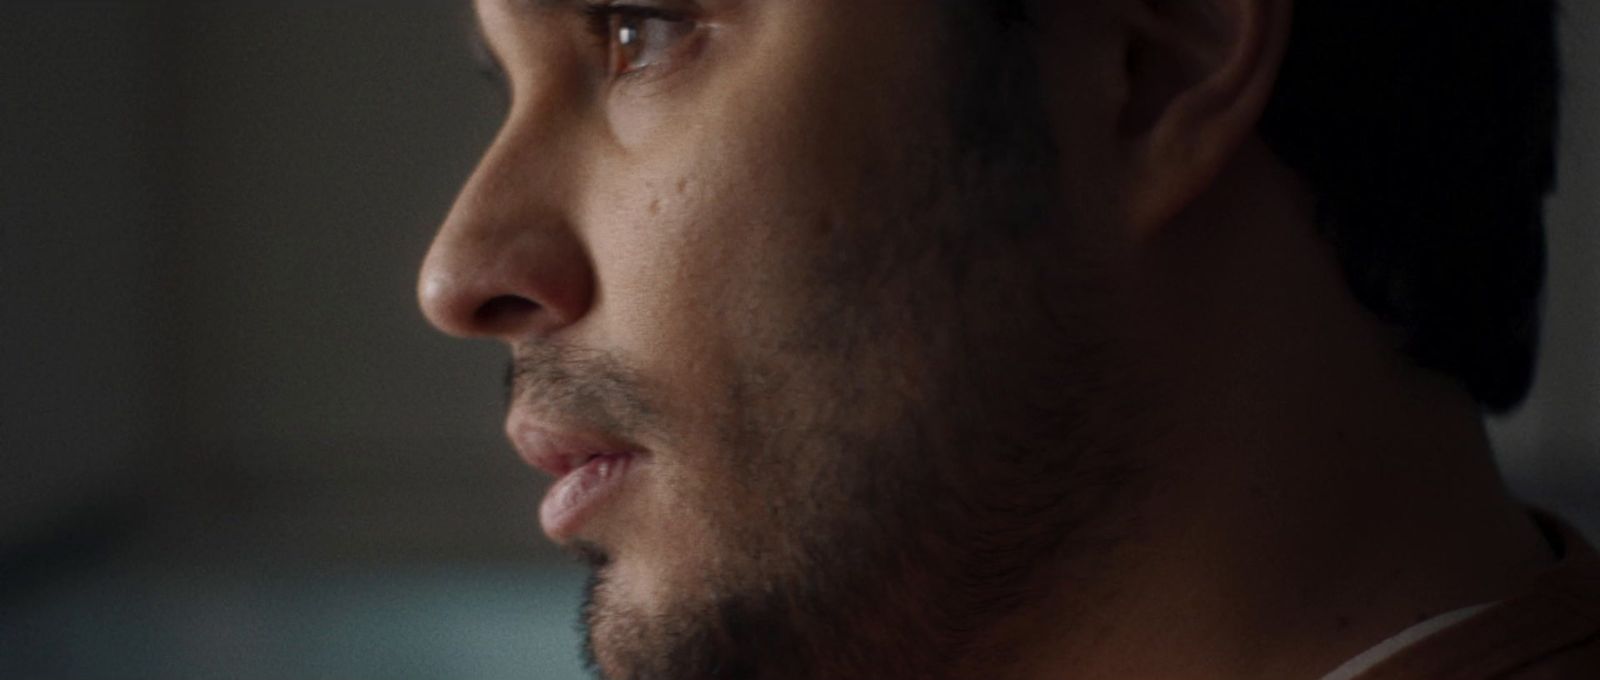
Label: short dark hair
xmin=955 ymin=1 xmax=1561 ymax=412
xmin=1259 ymin=2 xmax=1561 ymax=413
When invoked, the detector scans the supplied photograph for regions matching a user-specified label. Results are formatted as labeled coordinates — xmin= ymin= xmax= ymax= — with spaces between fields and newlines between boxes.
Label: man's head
xmin=418 ymin=1 xmax=1559 ymax=678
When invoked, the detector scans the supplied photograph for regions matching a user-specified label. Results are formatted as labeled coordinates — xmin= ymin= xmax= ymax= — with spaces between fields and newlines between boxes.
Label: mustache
xmin=504 ymin=343 xmax=658 ymax=440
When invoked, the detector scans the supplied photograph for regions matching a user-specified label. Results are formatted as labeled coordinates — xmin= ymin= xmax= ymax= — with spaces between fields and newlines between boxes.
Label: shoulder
xmin=1352 ymin=512 xmax=1600 ymax=680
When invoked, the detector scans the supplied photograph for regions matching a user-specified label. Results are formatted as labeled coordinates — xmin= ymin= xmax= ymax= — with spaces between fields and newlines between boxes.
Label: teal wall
xmin=4 ymin=565 xmax=592 ymax=680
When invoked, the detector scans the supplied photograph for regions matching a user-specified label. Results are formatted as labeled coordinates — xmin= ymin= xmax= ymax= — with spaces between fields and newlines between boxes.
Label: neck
xmin=1002 ymin=141 xmax=1556 ymax=680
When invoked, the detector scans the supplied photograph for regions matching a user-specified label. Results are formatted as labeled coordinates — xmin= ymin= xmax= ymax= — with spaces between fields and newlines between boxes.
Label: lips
xmin=508 ymin=421 xmax=645 ymax=541
xmin=539 ymin=452 xmax=637 ymax=540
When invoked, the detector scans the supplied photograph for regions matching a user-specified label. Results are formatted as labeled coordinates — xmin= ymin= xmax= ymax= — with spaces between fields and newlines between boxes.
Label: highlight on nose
xmin=418 ymin=265 xmax=500 ymax=339
xmin=417 ymin=227 xmax=597 ymax=341
xmin=418 ymin=268 xmax=543 ymax=339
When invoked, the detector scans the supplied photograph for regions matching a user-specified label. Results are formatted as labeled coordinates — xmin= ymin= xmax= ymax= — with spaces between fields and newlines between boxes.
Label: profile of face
xmin=419 ymin=1 xmax=1143 ymax=678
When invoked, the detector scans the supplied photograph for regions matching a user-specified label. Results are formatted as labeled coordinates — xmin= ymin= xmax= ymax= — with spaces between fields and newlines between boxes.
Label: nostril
xmin=474 ymin=295 xmax=542 ymax=331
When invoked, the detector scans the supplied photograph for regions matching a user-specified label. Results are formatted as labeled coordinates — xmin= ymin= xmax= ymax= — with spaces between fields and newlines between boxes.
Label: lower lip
xmin=540 ymin=453 xmax=636 ymax=541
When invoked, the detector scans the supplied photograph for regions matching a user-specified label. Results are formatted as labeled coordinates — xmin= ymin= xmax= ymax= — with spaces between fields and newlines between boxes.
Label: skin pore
xmin=418 ymin=1 xmax=1556 ymax=678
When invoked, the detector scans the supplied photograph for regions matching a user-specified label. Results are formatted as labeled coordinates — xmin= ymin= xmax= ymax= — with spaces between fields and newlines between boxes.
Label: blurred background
xmin=1 ymin=2 xmax=1596 ymax=679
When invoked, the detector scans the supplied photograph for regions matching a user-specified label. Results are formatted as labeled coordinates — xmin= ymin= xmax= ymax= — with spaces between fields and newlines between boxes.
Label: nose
xmin=418 ymin=123 xmax=595 ymax=342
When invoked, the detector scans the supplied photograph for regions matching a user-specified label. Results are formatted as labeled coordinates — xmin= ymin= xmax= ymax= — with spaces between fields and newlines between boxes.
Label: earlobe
xmin=1118 ymin=0 xmax=1293 ymax=235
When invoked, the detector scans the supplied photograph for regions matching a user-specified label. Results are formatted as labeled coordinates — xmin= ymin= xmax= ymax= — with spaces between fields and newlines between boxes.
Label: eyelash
xmin=579 ymin=2 xmax=690 ymax=79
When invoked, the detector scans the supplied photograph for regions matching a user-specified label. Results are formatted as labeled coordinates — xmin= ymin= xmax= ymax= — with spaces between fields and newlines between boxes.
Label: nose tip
xmin=417 ymin=248 xmax=506 ymax=340
xmin=417 ymin=266 xmax=540 ymax=339
xmin=416 ymin=230 xmax=592 ymax=339
xmin=416 ymin=269 xmax=463 ymax=336
xmin=418 ymin=98 xmax=594 ymax=342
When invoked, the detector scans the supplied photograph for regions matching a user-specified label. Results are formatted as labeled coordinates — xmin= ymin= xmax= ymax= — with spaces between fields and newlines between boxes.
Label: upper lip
xmin=506 ymin=413 xmax=645 ymax=479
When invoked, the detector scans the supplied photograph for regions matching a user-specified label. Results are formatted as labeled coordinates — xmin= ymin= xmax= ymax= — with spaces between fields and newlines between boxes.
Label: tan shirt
xmin=1346 ymin=515 xmax=1600 ymax=679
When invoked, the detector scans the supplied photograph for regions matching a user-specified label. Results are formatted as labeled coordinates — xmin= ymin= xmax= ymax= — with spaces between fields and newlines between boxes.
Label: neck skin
xmin=1000 ymin=140 xmax=1556 ymax=680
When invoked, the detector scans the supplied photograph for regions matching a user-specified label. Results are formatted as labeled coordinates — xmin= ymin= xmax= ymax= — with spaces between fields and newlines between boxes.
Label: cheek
xmin=581 ymin=179 xmax=768 ymax=372
xmin=582 ymin=112 xmax=844 ymax=358
xmin=575 ymin=143 xmax=820 ymax=500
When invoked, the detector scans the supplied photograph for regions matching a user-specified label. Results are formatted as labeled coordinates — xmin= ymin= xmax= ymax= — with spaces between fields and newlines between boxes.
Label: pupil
xmin=619 ymin=24 xmax=639 ymax=48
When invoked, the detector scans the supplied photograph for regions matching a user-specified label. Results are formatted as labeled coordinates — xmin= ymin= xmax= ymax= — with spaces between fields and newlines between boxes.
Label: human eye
xmin=581 ymin=3 xmax=697 ymax=79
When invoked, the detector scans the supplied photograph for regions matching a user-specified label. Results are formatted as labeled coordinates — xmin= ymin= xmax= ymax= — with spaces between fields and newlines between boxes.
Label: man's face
xmin=421 ymin=1 xmax=1137 ymax=678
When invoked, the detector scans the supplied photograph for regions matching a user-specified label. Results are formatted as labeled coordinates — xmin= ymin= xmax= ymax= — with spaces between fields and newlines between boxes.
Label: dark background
xmin=2 ymin=2 xmax=1596 ymax=679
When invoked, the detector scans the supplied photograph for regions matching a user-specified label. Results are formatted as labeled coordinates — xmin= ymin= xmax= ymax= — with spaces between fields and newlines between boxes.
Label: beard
xmin=508 ymin=11 xmax=1149 ymax=680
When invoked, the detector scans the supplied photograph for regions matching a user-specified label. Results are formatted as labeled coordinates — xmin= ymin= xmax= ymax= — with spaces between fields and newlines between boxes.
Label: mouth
xmin=507 ymin=420 xmax=646 ymax=542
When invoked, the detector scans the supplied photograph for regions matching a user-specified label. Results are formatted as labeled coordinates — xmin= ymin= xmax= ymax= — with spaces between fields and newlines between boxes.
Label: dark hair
xmin=1259 ymin=2 xmax=1561 ymax=413
xmin=967 ymin=1 xmax=1562 ymax=413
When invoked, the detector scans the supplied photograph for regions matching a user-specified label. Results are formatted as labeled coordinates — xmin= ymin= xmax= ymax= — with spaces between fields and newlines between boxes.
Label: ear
xmin=1116 ymin=0 xmax=1293 ymax=234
